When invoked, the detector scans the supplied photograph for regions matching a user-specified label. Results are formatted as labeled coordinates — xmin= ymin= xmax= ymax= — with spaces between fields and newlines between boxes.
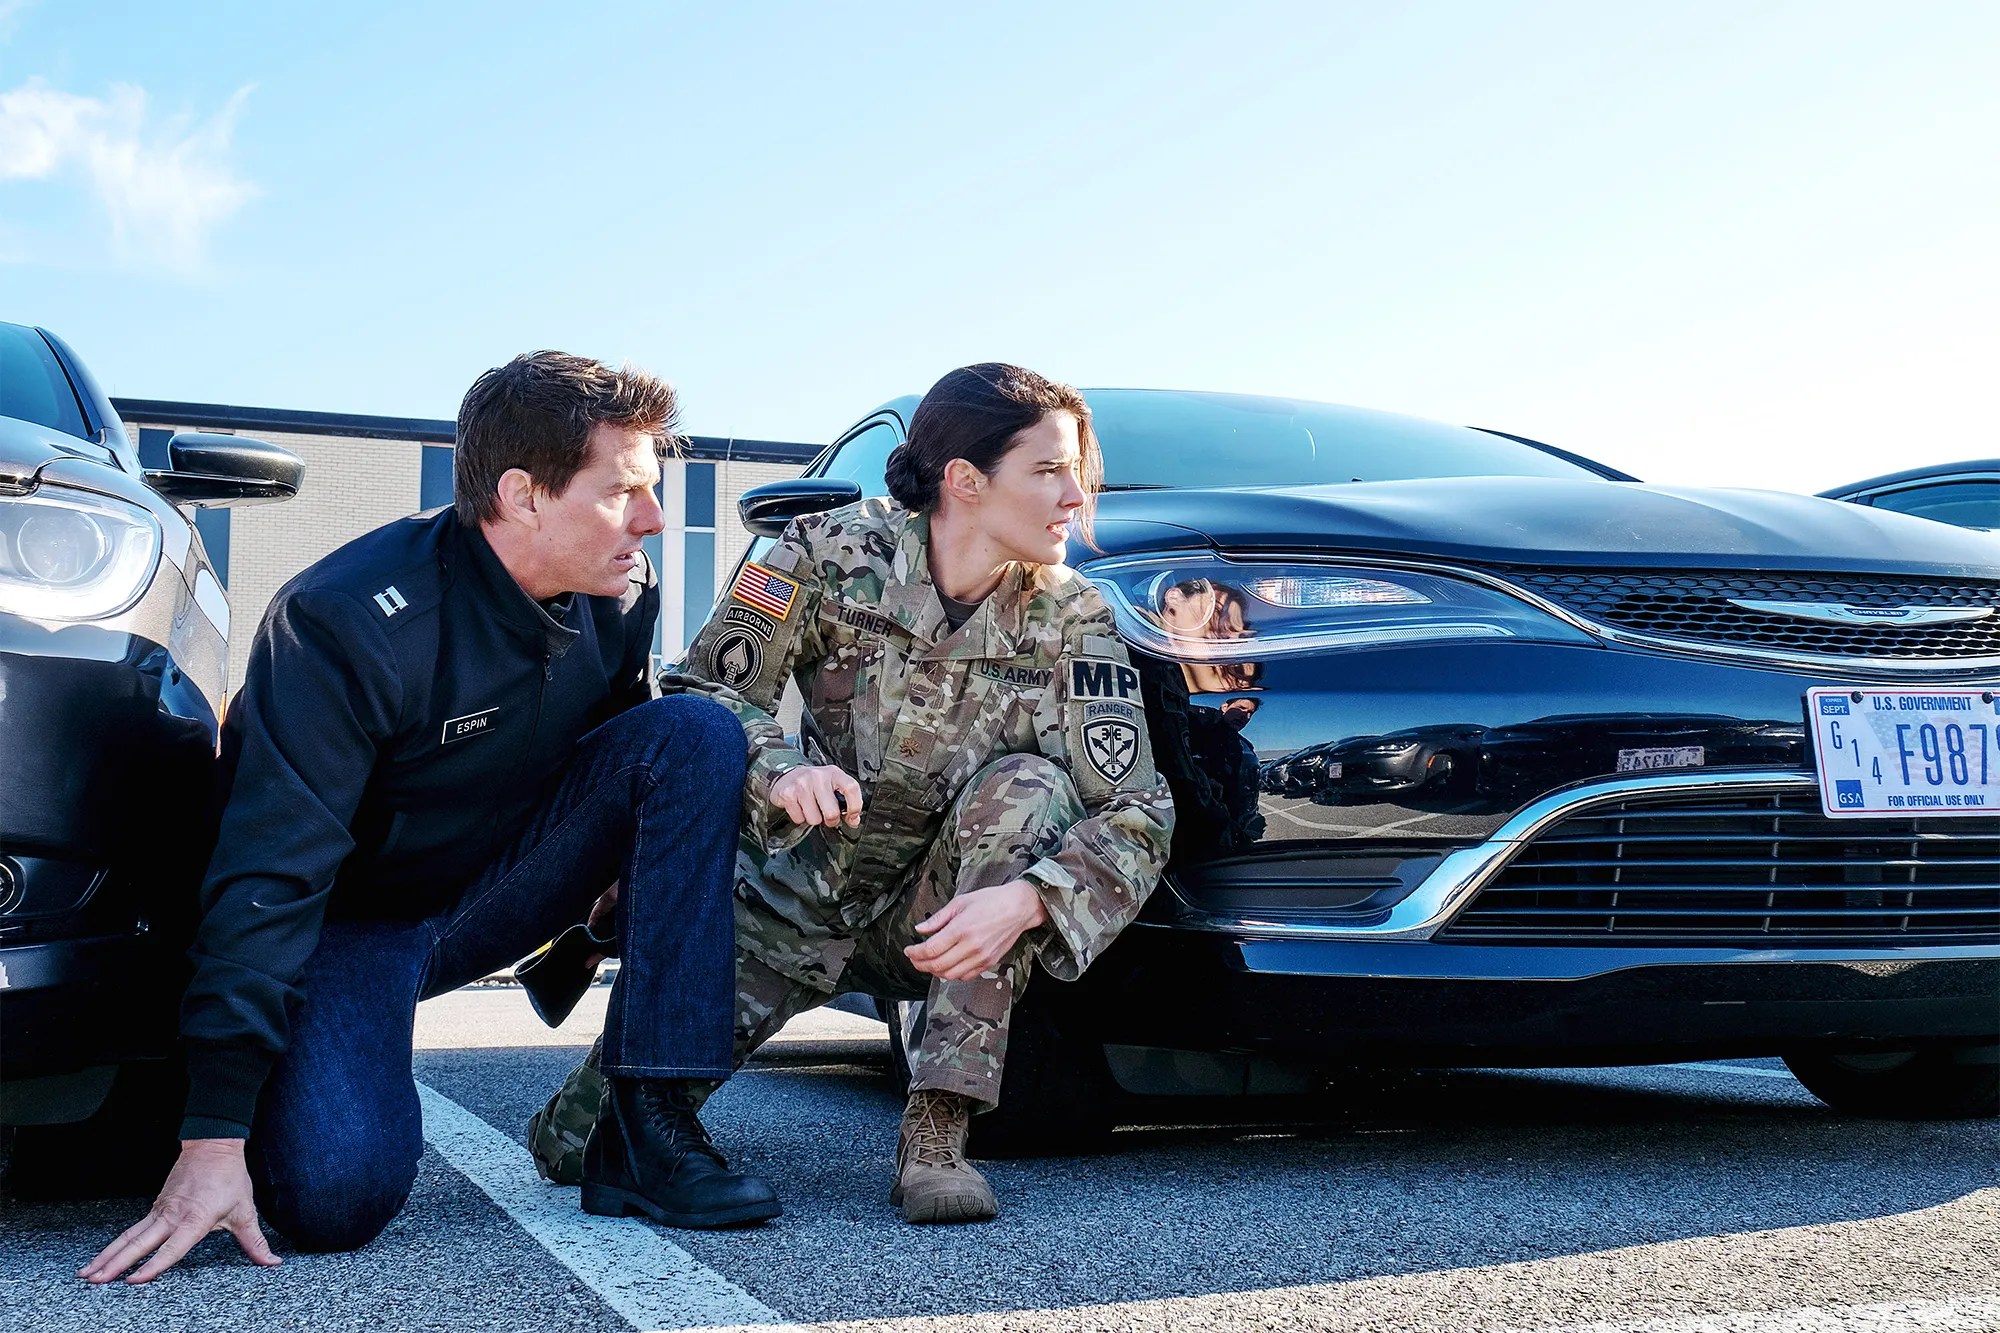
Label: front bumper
xmin=1088 ymin=924 xmax=1999 ymax=1064
xmin=1 ymin=929 xmax=183 ymax=1087
xmin=0 ymin=620 xmax=217 ymax=1102
xmin=1068 ymin=765 xmax=1998 ymax=1081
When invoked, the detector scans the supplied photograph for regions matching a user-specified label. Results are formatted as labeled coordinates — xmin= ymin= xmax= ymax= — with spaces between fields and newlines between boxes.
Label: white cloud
xmin=0 ymin=78 xmax=257 ymax=271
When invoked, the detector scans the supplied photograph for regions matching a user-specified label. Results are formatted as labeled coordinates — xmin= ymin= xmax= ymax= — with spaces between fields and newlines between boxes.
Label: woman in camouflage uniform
xmin=531 ymin=363 xmax=1176 ymax=1224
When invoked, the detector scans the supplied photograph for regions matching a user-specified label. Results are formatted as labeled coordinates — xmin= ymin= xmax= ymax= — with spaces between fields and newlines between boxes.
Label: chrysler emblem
xmin=1726 ymin=599 xmax=1994 ymax=627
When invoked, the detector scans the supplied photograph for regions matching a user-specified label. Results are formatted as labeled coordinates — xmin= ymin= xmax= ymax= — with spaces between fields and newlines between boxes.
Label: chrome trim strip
xmin=1172 ymin=768 xmax=1820 ymax=941
xmin=1198 ymin=550 xmax=2000 ymax=677
xmin=1724 ymin=599 xmax=1993 ymax=628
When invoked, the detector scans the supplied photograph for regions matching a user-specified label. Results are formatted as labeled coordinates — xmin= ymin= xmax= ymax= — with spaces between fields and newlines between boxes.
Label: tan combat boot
xmin=890 ymin=1088 xmax=998 ymax=1224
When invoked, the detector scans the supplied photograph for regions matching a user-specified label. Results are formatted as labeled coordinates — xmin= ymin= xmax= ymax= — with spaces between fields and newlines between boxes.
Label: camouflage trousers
xmin=529 ymin=753 xmax=1085 ymax=1183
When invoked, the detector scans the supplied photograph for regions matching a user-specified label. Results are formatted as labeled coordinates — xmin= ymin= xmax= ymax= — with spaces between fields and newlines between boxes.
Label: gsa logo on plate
xmin=1834 ymin=780 xmax=1865 ymax=808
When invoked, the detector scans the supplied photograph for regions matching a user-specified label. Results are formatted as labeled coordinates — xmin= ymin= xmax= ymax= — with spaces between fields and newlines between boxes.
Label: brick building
xmin=115 ymin=399 xmax=816 ymax=689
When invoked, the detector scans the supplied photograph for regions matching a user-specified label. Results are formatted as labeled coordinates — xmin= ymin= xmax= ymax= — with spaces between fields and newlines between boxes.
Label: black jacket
xmin=179 ymin=509 xmax=657 ymax=1137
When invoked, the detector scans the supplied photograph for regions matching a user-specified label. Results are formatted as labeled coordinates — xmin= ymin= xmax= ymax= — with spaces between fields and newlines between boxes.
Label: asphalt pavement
xmin=6 ymin=986 xmax=1996 ymax=1333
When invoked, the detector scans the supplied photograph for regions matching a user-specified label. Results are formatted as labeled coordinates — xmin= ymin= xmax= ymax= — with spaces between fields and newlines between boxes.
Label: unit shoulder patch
xmin=1081 ymin=714 xmax=1141 ymax=785
xmin=711 ymin=628 xmax=766 ymax=691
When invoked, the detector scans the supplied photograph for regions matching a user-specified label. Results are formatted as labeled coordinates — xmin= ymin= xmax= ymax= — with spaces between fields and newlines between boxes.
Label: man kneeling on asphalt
xmin=84 ymin=352 xmax=777 ymax=1287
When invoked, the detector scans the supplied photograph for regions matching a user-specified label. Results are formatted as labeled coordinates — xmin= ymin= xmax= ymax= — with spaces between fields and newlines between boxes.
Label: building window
xmin=195 ymin=509 xmax=232 ymax=588
xmin=420 ymin=445 xmax=454 ymax=512
xmin=682 ymin=531 xmax=715 ymax=645
xmin=137 ymin=426 xmax=173 ymax=470
xmin=685 ymin=462 xmax=716 ymax=528
xmin=681 ymin=463 xmax=718 ymax=646
xmin=140 ymin=426 xmax=230 ymax=586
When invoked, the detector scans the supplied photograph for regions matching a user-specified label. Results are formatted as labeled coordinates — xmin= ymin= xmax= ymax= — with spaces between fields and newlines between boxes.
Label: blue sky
xmin=3 ymin=0 xmax=1995 ymax=492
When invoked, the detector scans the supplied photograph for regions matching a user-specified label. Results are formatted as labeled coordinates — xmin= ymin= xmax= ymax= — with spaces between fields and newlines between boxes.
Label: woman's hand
xmin=769 ymin=764 xmax=864 ymax=828
xmin=905 ymin=880 xmax=1049 ymax=980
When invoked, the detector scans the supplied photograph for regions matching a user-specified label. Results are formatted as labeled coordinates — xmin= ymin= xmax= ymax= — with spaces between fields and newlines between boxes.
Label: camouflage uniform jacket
xmin=665 ymin=498 xmax=1176 ymax=986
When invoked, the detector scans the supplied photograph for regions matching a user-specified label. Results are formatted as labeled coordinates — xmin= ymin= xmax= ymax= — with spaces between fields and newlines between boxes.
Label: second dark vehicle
xmin=1822 ymin=460 xmax=2000 ymax=531
xmin=739 ymin=390 xmax=2000 ymax=1149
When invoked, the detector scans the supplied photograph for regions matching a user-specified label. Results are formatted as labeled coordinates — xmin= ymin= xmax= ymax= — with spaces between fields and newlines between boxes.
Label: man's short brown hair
xmin=453 ymin=351 xmax=681 ymax=526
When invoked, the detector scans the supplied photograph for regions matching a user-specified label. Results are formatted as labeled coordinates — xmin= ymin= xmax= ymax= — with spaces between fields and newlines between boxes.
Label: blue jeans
xmin=247 ymin=694 xmax=747 ymax=1252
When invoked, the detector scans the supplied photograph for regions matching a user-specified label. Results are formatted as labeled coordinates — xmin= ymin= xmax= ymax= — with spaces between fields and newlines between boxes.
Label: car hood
xmin=1100 ymin=476 xmax=2000 ymax=575
xmin=0 ymin=413 xmax=103 ymax=487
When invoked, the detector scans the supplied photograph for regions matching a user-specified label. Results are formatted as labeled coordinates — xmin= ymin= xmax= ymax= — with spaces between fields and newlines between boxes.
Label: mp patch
xmin=724 ymin=605 xmax=778 ymax=641
xmin=712 ymin=628 xmax=765 ymax=691
xmin=1081 ymin=714 xmax=1141 ymax=785
xmin=1068 ymin=658 xmax=1142 ymax=702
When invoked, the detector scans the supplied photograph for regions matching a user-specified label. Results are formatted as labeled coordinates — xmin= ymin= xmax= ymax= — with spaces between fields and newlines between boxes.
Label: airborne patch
xmin=724 ymin=605 xmax=778 ymax=641
xmin=1068 ymin=658 xmax=1142 ymax=702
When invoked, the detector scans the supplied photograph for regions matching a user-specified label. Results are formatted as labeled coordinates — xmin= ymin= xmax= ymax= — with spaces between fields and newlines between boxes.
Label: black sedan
xmin=739 ymin=389 xmax=2000 ymax=1149
xmin=0 ymin=321 xmax=300 ymax=1184
xmin=1822 ymin=460 xmax=2000 ymax=531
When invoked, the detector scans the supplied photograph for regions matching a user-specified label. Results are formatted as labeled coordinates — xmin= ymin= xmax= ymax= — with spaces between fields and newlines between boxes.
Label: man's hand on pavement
xmin=79 ymin=1139 xmax=280 ymax=1285
xmin=905 ymin=879 xmax=1048 ymax=980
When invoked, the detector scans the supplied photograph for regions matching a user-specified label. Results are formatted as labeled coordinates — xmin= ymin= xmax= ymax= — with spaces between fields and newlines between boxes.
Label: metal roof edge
xmin=110 ymin=398 xmax=820 ymax=463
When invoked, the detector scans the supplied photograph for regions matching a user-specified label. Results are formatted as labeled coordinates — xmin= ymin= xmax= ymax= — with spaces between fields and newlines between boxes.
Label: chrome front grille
xmin=1497 ymin=569 xmax=2000 ymax=662
xmin=1440 ymin=789 xmax=2000 ymax=946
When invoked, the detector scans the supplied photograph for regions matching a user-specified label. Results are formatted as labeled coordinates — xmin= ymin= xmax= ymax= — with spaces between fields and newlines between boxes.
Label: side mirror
xmin=146 ymin=432 xmax=305 ymax=507
xmin=738 ymin=478 xmax=863 ymax=537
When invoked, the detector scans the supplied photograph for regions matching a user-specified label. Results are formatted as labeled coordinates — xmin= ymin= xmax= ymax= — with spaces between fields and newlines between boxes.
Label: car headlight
xmin=1085 ymin=554 xmax=1595 ymax=661
xmin=0 ymin=486 xmax=163 ymax=621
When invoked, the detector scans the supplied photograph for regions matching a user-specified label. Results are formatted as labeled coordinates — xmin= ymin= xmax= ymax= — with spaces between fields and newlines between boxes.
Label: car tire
xmin=882 ymin=991 xmax=1117 ymax=1158
xmin=4 ymin=1057 xmax=186 ymax=1200
xmin=1783 ymin=1043 xmax=2000 ymax=1120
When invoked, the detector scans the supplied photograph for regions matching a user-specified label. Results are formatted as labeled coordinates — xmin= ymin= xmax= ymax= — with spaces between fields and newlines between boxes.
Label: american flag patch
xmin=729 ymin=562 xmax=800 ymax=620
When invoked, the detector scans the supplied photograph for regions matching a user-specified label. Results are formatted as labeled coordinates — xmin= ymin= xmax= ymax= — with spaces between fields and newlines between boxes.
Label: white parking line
xmin=1668 ymin=1063 xmax=1799 ymax=1081
xmin=1523 ymin=1294 xmax=2000 ymax=1332
xmin=414 ymin=1081 xmax=796 ymax=1333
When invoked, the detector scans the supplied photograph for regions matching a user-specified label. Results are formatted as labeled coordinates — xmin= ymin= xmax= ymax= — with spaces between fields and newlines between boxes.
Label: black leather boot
xmin=580 ymin=1078 xmax=781 ymax=1228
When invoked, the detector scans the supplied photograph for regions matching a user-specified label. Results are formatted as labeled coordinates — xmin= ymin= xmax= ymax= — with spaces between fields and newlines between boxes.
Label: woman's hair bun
xmin=883 ymin=442 xmax=931 ymax=510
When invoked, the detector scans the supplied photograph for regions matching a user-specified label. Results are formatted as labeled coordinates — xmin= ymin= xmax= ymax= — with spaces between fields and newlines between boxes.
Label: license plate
xmin=1808 ymin=686 xmax=2000 ymax=818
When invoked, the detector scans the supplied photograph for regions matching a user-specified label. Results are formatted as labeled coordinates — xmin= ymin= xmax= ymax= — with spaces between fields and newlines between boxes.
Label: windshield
xmin=0 ymin=323 xmax=90 ymax=441
xmin=1088 ymin=390 xmax=1603 ymax=489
